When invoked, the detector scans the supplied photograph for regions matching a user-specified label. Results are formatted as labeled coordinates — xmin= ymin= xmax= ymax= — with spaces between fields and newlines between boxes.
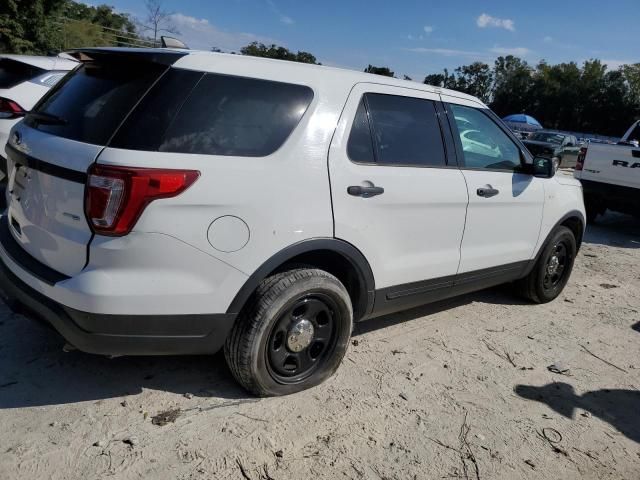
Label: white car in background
xmin=0 ymin=54 xmax=78 ymax=181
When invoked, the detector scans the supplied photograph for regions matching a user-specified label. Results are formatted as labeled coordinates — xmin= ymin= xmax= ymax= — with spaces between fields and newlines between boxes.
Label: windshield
xmin=530 ymin=132 xmax=565 ymax=144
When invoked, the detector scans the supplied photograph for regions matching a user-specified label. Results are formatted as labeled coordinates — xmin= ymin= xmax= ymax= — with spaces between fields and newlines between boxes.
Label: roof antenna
xmin=160 ymin=36 xmax=189 ymax=49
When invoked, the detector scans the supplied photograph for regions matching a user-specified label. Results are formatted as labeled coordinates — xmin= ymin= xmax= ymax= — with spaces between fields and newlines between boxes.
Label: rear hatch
xmin=4 ymin=49 xmax=186 ymax=276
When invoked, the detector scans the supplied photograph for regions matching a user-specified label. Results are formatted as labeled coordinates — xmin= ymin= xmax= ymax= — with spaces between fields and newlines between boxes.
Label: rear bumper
xmin=0 ymin=214 xmax=241 ymax=355
xmin=0 ymin=255 xmax=236 ymax=355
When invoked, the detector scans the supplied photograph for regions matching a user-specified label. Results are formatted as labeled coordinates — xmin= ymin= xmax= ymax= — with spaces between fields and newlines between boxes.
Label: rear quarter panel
xmin=96 ymin=68 xmax=353 ymax=278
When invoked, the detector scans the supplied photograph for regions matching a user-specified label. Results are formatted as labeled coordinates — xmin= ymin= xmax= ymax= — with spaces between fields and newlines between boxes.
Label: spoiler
xmin=66 ymin=47 xmax=188 ymax=66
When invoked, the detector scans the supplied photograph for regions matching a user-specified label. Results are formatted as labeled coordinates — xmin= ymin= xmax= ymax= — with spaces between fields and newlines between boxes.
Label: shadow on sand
xmin=515 ymin=382 xmax=640 ymax=444
xmin=0 ymin=284 xmax=527 ymax=409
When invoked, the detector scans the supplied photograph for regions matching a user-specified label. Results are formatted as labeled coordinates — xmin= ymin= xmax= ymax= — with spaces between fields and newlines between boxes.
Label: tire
xmin=516 ymin=226 xmax=577 ymax=304
xmin=224 ymin=268 xmax=353 ymax=396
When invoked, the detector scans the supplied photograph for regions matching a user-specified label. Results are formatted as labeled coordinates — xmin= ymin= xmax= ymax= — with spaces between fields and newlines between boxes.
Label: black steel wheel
xmin=225 ymin=268 xmax=353 ymax=396
xmin=516 ymin=226 xmax=577 ymax=303
xmin=542 ymin=241 xmax=569 ymax=294
xmin=266 ymin=294 xmax=340 ymax=383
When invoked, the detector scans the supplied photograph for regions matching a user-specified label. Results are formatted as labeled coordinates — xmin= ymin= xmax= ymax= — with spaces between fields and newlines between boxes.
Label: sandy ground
xmin=0 ymin=211 xmax=638 ymax=480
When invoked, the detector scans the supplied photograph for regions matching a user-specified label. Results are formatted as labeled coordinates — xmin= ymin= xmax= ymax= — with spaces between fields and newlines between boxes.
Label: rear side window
xmin=0 ymin=59 xmax=45 ymax=88
xmin=113 ymin=70 xmax=314 ymax=157
xmin=347 ymin=93 xmax=446 ymax=167
xmin=26 ymin=61 xmax=166 ymax=145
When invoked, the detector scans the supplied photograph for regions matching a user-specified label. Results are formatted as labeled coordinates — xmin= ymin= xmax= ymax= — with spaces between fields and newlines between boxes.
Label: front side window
xmin=347 ymin=93 xmax=446 ymax=167
xmin=450 ymin=104 xmax=521 ymax=171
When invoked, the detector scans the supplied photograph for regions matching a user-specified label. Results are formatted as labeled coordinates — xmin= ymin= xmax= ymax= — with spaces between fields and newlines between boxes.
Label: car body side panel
xmin=532 ymin=172 xmax=585 ymax=257
xmin=0 ymin=226 xmax=248 ymax=315
xmin=96 ymin=74 xmax=351 ymax=279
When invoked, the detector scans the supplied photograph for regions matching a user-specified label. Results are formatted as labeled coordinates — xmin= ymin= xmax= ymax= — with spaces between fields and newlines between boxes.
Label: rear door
xmin=443 ymin=97 xmax=544 ymax=273
xmin=329 ymin=84 xmax=469 ymax=314
xmin=4 ymin=54 xmax=173 ymax=276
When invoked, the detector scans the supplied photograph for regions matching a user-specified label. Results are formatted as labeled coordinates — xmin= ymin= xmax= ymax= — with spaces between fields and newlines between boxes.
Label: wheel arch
xmin=559 ymin=212 xmax=585 ymax=250
xmin=525 ymin=210 xmax=585 ymax=278
xmin=226 ymin=239 xmax=376 ymax=321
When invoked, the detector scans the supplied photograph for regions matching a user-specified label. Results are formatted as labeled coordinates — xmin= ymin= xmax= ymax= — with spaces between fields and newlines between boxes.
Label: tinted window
xmin=347 ymin=99 xmax=375 ymax=163
xmin=141 ymin=73 xmax=312 ymax=156
xmin=111 ymin=69 xmax=204 ymax=151
xmin=364 ymin=93 xmax=445 ymax=167
xmin=0 ymin=59 xmax=45 ymax=88
xmin=26 ymin=60 xmax=165 ymax=145
xmin=451 ymin=104 xmax=521 ymax=171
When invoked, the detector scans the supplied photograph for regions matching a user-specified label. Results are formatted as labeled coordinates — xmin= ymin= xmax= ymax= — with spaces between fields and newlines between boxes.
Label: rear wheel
xmin=516 ymin=226 xmax=577 ymax=303
xmin=225 ymin=268 xmax=353 ymax=396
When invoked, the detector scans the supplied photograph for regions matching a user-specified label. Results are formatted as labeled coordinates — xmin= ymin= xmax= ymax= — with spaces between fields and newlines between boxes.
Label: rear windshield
xmin=111 ymin=69 xmax=314 ymax=157
xmin=0 ymin=58 xmax=45 ymax=88
xmin=26 ymin=60 xmax=166 ymax=145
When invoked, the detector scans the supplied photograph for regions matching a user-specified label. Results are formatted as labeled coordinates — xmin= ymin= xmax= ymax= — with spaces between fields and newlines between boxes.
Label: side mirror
xmin=533 ymin=156 xmax=555 ymax=178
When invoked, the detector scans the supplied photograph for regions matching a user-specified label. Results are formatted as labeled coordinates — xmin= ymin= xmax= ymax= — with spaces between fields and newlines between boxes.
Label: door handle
xmin=347 ymin=185 xmax=384 ymax=198
xmin=477 ymin=186 xmax=500 ymax=198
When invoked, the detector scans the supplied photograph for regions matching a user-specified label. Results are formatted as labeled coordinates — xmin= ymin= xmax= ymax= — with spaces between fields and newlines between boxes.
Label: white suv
xmin=0 ymin=48 xmax=585 ymax=396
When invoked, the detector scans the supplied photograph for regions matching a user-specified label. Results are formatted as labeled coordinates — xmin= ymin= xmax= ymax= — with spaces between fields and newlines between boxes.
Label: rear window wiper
xmin=25 ymin=111 xmax=68 ymax=125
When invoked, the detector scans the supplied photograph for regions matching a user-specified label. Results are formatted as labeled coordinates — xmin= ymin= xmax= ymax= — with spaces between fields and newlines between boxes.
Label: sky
xmin=96 ymin=0 xmax=639 ymax=80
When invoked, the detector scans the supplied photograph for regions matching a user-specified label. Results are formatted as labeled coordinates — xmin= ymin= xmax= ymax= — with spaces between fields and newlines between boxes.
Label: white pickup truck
xmin=574 ymin=120 xmax=640 ymax=222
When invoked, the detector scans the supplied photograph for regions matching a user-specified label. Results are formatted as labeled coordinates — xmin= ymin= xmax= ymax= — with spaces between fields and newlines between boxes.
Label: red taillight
xmin=0 ymin=97 xmax=26 ymax=119
xmin=575 ymin=146 xmax=588 ymax=171
xmin=85 ymin=165 xmax=200 ymax=236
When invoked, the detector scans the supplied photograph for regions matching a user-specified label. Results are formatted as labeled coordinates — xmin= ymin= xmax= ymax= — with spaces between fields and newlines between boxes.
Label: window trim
xmin=444 ymin=102 xmax=532 ymax=174
xmin=346 ymin=92 xmax=451 ymax=169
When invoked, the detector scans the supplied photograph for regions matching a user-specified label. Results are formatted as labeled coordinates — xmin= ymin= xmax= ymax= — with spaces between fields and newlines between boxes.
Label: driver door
xmin=443 ymin=97 xmax=545 ymax=274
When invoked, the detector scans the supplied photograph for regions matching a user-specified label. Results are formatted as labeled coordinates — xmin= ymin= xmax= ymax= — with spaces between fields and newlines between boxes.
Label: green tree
xmin=491 ymin=56 xmax=534 ymax=117
xmin=240 ymin=42 xmax=320 ymax=64
xmin=0 ymin=0 xmax=140 ymax=54
xmin=423 ymin=69 xmax=456 ymax=89
xmin=58 ymin=19 xmax=109 ymax=49
xmin=451 ymin=62 xmax=493 ymax=103
xmin=0 ymin=0 xmax=63 ymax=54
xmin=622 ymin=63 xmax=640 ymax=106
xmin=364 ymin=65 xmax=394 ymax=77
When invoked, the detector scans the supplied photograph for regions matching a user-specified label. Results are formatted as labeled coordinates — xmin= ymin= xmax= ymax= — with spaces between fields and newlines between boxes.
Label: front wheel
xmin=225 ymin=268 xmax=353 ymax=396
xmin=516 ymin=226 xmax=577 ymax=303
